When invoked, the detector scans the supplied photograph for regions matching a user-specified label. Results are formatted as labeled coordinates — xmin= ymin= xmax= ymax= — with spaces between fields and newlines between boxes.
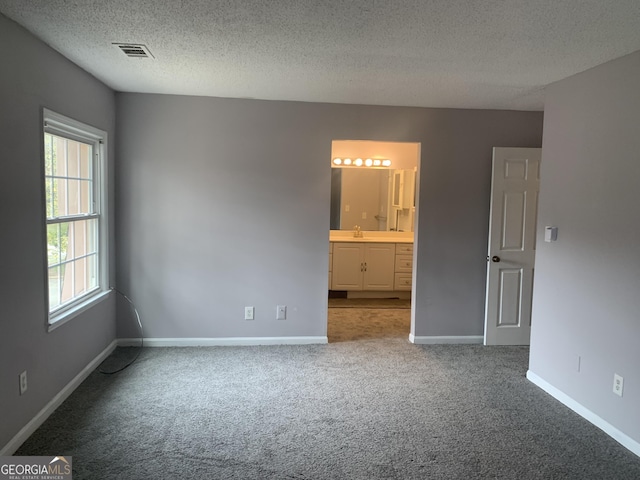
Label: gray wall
xmin=529 ymin=51 xmax=640 ymax=445
xmin=0 ymin=15 xmax=116 ymax=450
xmin=115 ymin=94 xmax=543 ymax=339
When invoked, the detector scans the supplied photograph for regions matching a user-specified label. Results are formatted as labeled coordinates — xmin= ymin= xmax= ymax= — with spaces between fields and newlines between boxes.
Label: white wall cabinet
xmin=390 ymin=168 xmax=416 ymax=210
xmin=331 ymin=243 xmax=396 ymax=291
xmin=403 ymin=168 xmax=416 ymax=209
xmin=391 ymin=170 xmax=404 ymax=208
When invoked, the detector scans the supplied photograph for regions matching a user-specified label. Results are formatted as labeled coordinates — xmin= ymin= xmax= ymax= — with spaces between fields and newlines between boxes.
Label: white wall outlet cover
xmin=613 ymin=373 xmax=624 ymax=397
xmin=19 ymin=371 xmax=27 ymax=395
xmin=244 ymin=306 xmax=254 ymax=320
xmin=276 ymin=305 xmax=287 ymax=320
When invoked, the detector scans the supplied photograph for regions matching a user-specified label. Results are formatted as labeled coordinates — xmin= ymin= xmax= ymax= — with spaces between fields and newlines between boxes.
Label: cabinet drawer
xmin=396 ymin=244 xmax=413 ymax=254
xmin=395 ymin=254 xmax=413 ymax=272
xmin=394 ymin=273 xmax=413 ymax=291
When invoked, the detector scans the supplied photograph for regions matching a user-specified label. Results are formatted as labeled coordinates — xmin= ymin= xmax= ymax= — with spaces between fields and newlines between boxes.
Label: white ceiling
xmin=2 ymin=1 xmax=640 ymax=111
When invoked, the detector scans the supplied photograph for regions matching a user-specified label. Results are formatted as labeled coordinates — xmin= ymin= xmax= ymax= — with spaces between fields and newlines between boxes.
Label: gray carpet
xmin=328 ymin=307 xmax=410 ymax=342
xmin=16 ymin=336 xmax=640 ymax=478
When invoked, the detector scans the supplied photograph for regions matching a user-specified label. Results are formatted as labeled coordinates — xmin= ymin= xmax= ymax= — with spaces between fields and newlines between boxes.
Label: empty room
xmin=1 ymin=1 xmax=639 ymax=478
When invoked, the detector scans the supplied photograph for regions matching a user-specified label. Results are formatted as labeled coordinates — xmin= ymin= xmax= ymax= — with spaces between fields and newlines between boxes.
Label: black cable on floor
xmin=99 ymin=287 xmax=144 ymax=375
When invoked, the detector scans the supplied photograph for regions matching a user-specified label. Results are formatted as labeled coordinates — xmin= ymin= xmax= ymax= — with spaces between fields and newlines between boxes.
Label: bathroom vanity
xmin=329 ymin=231 xmax=413 ymax=296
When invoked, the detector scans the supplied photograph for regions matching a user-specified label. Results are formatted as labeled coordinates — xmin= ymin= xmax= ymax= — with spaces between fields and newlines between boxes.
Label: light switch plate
xmin=544 ymin=226 xmax=558 ymax=242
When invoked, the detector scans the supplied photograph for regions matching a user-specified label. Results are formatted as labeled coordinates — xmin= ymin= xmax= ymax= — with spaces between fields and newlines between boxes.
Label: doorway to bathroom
xmin=327 ymin=140 xmax=420 ymax=342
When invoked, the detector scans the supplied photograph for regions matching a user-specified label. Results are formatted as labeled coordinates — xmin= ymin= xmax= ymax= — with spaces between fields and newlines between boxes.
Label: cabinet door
xmin=391 ymin=170 xmax=404 ymax=208
xmin=403 ymin=168 xmax=416 ymax=209
xmin=332 ymin=243 xmax=364 ymax=290
xmin=363 ymin=243 xmax=395 ymax=290
xmin=328 ymin=243 xmax=333 ymax=290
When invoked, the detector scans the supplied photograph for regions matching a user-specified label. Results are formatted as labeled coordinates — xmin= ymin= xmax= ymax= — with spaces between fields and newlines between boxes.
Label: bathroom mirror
xmin=330 ymin=167 xmax=416 ymax=232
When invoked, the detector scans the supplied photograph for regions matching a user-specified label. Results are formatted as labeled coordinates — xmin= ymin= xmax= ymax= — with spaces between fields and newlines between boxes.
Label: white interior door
xmin=484 ymin=147 xmax=541 ymax=345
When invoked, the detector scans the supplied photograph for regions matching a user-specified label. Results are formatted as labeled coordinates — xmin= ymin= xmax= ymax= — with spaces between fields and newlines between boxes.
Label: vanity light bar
xmin=332 ymin=157 xmax=392 ymax=167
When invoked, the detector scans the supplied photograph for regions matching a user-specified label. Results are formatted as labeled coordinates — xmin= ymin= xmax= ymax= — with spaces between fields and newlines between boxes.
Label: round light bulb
xmin=382 ymin=159 xmax=392 ymax=167
xmin=365 ymin=158 xmax=373 ymax=167
xmin=354 ymin=158 xmax=363 ymax=166
xmin=373 ymin=159 xmax=382 ymax=166
xmin=333 ymin=158 xmax=342 ymax=165
xmin=343 ymin=158 xmax=352 ymax=165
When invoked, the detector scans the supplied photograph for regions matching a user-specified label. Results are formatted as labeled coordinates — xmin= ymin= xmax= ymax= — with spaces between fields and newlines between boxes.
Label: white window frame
xmin=43 ymin=109 xmax=109 ymax=330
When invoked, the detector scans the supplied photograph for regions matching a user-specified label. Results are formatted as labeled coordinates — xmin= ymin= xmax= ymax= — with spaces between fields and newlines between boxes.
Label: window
xmin=43 ymin=109 xmax=108 ymax=326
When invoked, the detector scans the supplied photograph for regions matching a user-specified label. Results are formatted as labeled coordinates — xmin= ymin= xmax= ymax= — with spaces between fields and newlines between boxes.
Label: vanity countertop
xmin=329 ymin=231 xmax=414 ymax=244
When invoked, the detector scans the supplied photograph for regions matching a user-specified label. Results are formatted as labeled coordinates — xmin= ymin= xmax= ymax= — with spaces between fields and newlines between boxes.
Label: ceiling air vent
xmin=113 ymin=43 xmax=154 ymax=58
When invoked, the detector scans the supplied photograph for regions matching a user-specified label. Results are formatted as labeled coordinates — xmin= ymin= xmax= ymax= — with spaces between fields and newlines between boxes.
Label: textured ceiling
xmin=1 ymin=1 xmax=640 ymax=111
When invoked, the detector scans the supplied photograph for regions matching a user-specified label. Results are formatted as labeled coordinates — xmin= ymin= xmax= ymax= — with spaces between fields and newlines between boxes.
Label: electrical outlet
xmin=613 ymin=374 xmax=624 ymax=397
xmin=19 ymin=371 xmax=27 ymax=395
xmin=244 ymin=306 xmax=254 ymax=320
xmin=276 ymin=305 xmax=287 ymax=320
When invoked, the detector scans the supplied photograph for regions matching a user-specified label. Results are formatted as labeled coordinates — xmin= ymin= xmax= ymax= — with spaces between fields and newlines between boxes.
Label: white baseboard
xmin=409 ymin=334 xmax=483 ymax=344
xmin=0 ymin=340 xmax=118 ymax=456
xmin=118 ymin=336 xmax=329 ymax=347
xmin=527 ymin=370 xmax=640 ymax=457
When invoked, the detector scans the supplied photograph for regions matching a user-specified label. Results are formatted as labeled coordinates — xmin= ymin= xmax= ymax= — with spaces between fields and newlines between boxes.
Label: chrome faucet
xmin=353 ymin=225 xmax=363 ymax=238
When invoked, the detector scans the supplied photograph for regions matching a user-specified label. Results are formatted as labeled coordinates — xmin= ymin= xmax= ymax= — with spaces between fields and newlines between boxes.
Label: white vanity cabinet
xmin=331 ymin=242 xmax=396 ymax=291
xmin=394 ymin=243 xmax=414 ymax=290
xmin=328 ymin=243 xmax=333 ymax=288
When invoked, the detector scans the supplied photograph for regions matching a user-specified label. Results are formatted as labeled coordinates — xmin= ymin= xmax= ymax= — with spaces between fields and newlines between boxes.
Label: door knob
xmin=491 ymin=256 xmax=501 ymax=263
